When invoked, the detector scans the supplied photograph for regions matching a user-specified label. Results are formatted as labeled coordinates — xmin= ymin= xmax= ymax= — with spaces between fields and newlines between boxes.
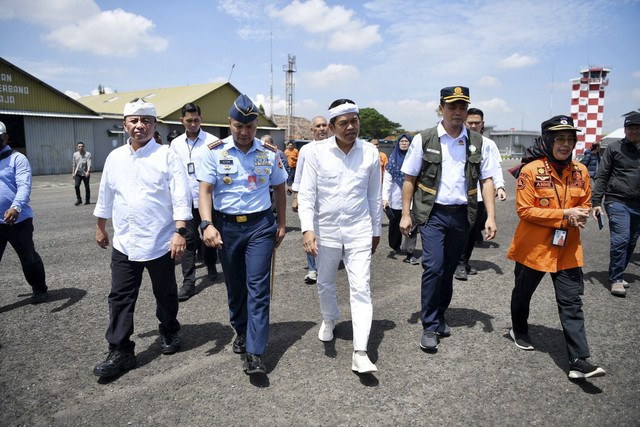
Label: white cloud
xmin=302 ymin=64 xmax=360 ymax=88
xmin=370 ymin=99 xmax=441 ymax=131
xmin=633 ymin=70 xmax=640 ymax=78
xmin=632 ymin=88 xmax=640 ymax=101
xmin=476 ymin=76 xmax=502 ymax=88
xmin=3 ymin=0 xmax=167 ymax=57
xmin=254 ymin=93 xmax=287 ymax=116
xmin=65 ymin=90 xmax=81 ymax=99
xmin=498 ymin=53 xmax=539 ymax=69
xmin=269 ymin=0 xmax=381 ymax=50
xmin=474 ymin=98 xmax=513 ymax=114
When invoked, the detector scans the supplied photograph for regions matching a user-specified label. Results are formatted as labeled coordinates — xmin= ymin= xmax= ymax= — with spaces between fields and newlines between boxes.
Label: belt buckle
xmin=236 ymin=215 xmax=247 ymax=223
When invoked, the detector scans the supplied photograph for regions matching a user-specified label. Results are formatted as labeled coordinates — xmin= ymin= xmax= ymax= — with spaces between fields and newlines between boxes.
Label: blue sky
xmin=2 ymin=0 xmax=639 ymax=133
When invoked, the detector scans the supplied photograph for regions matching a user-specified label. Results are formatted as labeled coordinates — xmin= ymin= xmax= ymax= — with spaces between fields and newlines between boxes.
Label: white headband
xmin=328 ymin=103 xmax=359 ymax=120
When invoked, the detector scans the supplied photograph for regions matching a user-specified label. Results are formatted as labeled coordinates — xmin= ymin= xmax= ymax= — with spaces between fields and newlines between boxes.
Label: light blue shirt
xmin=197 ymin=136 xmax=287 ymax=215
xmin=0 ymin=146 xmax=34 ymax=224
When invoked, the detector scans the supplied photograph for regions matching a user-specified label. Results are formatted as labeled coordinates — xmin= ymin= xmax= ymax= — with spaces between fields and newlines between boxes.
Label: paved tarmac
xmin=1 ymin=160 xmax=638 ymax=425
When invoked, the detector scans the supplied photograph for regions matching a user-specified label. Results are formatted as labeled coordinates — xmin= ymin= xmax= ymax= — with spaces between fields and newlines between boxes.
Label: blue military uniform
xmin=197 ymin=134 xmax=287 ymax=355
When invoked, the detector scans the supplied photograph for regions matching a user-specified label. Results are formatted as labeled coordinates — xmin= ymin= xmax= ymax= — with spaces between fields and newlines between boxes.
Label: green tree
xmin=358 ymin=107 xmax=402 ymax=139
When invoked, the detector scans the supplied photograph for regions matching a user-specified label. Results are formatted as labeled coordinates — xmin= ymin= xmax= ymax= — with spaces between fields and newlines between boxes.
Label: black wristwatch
xmin=175 ymin=227 xmax=187 ymax=236
xmin=200 ymin=220 xmax=214 ymax=231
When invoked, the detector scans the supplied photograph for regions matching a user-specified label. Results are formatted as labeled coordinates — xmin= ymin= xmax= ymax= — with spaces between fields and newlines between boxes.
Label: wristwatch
xmin=200 ymin=220 xmax=214 ymax=231
xmin=11 ymin=205 xmax=22 ymax=213
xmin=175 ymin=227 xmax=187 ymax=236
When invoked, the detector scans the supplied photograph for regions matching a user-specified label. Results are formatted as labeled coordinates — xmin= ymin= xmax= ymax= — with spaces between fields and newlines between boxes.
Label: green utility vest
xmin=413 ymin=127 xmax=484 ymax=227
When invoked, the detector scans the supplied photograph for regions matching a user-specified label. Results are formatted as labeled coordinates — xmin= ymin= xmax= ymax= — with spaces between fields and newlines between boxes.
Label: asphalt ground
xmin=1 ymin=159 xmax=638 ymax=425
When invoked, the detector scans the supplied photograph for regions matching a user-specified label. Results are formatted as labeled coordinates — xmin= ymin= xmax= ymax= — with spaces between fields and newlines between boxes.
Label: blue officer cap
xmin=229 ymin=94 xmax=259 ymax=123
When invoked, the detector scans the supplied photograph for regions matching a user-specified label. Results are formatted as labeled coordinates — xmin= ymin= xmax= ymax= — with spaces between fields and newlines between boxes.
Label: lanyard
xmin=186 ymin=136 xmax=198 ymax=162
xmin=545 ymin=160 xmax=568 ymax=223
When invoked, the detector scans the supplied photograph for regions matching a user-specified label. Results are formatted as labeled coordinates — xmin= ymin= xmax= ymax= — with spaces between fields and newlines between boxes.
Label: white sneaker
xmin=611 ymin=281 xmax=627 ymax=296
xmin=318 ymin=319 xmax=335 ymax=341
xmin=351 ymin=351 xmax=377 ymax=373
xmin=304 ymin=270 xmax=318 ymax=284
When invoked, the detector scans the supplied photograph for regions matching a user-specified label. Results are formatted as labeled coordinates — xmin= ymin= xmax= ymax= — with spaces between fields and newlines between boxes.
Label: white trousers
xmin=316 ymin=244 xmax=373 ymax=351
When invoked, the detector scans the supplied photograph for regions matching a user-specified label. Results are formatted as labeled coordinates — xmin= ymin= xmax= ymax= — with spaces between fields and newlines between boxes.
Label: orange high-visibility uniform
xmin=507 ymin=158 xmax=591 ymax=273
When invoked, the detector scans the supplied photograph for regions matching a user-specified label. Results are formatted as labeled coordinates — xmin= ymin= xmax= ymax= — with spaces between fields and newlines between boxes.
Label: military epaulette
xmin=262 ymin=140 xmax=277 ymax=153
xmin=207 ymin=140 xmax=224 ymax=150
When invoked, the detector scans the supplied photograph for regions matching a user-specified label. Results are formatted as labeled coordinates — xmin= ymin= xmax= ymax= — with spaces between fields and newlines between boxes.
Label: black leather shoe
xmin=84 ymin=201 xmax=90 ymax=205
xmin=74 ymin=200 xmax=82 ymax=206
xmin=243 ymin=353 xmax=266 ymax=375
xmin=207 ymin=271 xmax=219 ymax=281
xmin=161 ymin=334 xmax=181 ymax=355
xmin=177 ymin=284 xmax=196 ymax=301
xmin=93 ymin=350 xmax=136 ymax=378
xmin=233 ymin=334 xmax=246 ymax=354
xmin=454 ymin=264 xmax=467 ymax=281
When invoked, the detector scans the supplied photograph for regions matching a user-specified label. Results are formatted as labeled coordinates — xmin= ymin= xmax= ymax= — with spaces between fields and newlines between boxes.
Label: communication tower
xmin=570 ymin=65 xmax=611 ymax=153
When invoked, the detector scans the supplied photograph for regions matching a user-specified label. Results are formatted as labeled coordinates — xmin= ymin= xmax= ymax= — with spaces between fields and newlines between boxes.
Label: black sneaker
xmin=454 ymin=264 xmax=467 ymax=281
xmin=177 ymin=284 xmax=196 ymax=301
xmin=232 ymin=334 xmax=246 ymax=354
xmin=161 ymin=334 xmax=181 ymax=355
xmin=31 ymin=289 xmax=48 ymax=304
xmin=509 ymin=328 xmax=534 ymax=351
xmin=243 ymin=353 xmax=266 ymax=374
xmin=93 ymin=350 xmax=136 ymax=378
xmin=419 ymin=330 xmax=438 ymax=351
xmin=568 ymin=358 xmax=606 ymax=379
xmin=466 ymin=264 xmax=477 ymax=275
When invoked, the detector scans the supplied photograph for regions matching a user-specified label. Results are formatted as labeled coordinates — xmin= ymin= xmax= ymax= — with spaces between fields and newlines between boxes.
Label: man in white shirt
xmin=298 ymin=99 xmax=381 ymax=374
xmin=455 ymin=108 xmax=507 ymax=280
xmin=170 ymin=103 xmax=220 ymax=301
xmin=291 ymin=116 xmax=329 ymax=284
xmin=93 ymin=98 xmax=192 ymax=379
xmin=400 ymin=87 xmax=499 ymax=352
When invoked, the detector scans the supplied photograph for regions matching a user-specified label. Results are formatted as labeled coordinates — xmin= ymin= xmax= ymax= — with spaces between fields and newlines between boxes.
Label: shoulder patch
xmin=262 ymin=140 xmax=277 ymax=153
xmin=207 ymin=140 xmax=223 ymax=150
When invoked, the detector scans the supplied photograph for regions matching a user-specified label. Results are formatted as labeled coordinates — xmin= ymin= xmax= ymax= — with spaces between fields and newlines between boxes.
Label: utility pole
xmin=283 ymin=54 xmax=296 ymax=143
xmin=269 ymin=32 xmax=274 ymax=119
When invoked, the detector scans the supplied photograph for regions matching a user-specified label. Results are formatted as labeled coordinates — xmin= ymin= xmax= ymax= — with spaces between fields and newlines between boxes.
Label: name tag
xmin=217 ymin=159 xmax=237 ymax=174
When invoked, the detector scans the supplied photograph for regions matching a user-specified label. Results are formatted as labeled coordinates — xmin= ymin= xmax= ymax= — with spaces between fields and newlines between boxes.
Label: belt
xmin=433 ymin=203 xmax=467 ymax=213
xmin=215 ymin=209 xmax=270 ymax=223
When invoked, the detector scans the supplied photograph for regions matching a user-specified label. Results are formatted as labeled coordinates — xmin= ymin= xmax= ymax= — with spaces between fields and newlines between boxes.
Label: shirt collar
xmin=185 ymin=129 xmax=205 ymax=144
xmin=0 ymin=145 xmax=10 ymax=154
xmin=437 ymin=122 xmax=468 ymax=141
xmin=223 ymin=136 xmax=261 ymax=154
xmin=126 ymin=138 xmax=156 ymax=155
xmin=329 ymin=136 xmax=362 ymax=152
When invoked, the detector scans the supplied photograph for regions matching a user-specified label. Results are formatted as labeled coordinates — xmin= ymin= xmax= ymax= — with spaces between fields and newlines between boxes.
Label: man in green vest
xmin=399 ymin=86 xmax=500 ymax=351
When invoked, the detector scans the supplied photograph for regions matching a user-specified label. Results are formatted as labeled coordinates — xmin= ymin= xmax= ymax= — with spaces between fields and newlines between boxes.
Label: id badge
xmin=187 ymin=162 xmax=195 ymax=174
xmin=552 ymin=228 xmax=567 ymax=247
xmin=248 ymin=175 xmax=257 ymax=191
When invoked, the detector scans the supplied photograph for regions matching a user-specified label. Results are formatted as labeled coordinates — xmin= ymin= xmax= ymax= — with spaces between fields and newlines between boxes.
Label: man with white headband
xmin=93 ymin=98 xmax=192 ymax=379
xmin=298 ymin=99 xmax=382 ymax=374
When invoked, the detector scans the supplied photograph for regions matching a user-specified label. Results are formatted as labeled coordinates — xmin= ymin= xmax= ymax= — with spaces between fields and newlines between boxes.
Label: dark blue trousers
xmin=105 ymin=249 xmax=180 ymax=352
xmin=216 ymin=212 xmax=276 ymax=355
xmin=0 ymin=218 xmax=47 ymax=292
xmin=419 ymin=206 xmax=469 ymax=331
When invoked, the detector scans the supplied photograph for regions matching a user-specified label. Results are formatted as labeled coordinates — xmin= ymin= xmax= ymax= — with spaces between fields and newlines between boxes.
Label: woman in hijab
xmin=382 ymin=133 xmax=419 ymax=264
xmin=507 ymin=115 xmax=605 ymax=380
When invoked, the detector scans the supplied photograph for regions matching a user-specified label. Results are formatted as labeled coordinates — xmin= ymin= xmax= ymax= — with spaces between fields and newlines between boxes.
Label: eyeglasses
xmin=554 ymin=136 xmax=576 ymax=144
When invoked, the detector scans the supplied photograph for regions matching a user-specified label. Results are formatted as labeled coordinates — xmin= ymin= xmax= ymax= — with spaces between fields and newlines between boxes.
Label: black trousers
xmin=74 ymin=174 xmax=90 ymax=202
xmin=459 ymin=201 xmax=486 ymax=265
xmin=105 ymin=249 xmax=180 ymax=352
xmin=388 ymin=208 xmax=403 ymax=251
xmin=181 ymin=206 xmax=218 ymax=286
xmin=511 ymin=262 xmax=590 ymax=360
xmin=0 ymin=218 xmax=47 ymax=292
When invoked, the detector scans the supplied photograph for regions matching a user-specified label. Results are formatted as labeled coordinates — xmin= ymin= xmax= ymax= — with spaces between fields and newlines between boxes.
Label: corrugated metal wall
xmin=24 ymin=116 xmax=94 ymax=175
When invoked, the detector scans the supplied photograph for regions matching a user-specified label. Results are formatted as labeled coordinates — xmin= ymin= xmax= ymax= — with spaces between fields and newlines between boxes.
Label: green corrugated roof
xmin=77 ymin=82 xmax=278 ymax=128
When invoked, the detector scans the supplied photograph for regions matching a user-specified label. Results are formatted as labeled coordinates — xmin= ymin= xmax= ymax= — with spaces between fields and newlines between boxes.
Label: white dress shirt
xmin=169 ymin=129 xmax=218 ymax=209
xmin=291 ymin=140 xmax=317 ymax=193
xmin=382 ymin=170 xmax=404 ymax=209
xmin=477 ymin=136 xmax=505 ymax=202
xmin=94 ymin=139 xmax=193 ymax=261
xmin=401 ymin=123 xmax=501 ymax=205
xmin=298 ymin=137 xmax=382 ymax=249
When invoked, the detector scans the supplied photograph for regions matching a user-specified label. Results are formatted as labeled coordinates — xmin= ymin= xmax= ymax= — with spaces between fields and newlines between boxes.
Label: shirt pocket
xmin=317 ymin=169 xmax=339 ymax=189
xmin=534 ymin=189 xmax=556 ymax=208
xmin=569 ymin=186 xmax=587 ymax=200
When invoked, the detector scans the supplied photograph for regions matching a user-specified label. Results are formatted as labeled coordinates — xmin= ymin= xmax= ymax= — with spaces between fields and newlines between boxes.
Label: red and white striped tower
xmin=570 ymin=66 xmax=611 ymax=154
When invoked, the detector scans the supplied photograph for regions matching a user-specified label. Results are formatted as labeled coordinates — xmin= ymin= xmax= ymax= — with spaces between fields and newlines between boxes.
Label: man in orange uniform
xmin=507 ymin=115 xmax=605 ymax=380
xmin=371 ymin=138 xmax=388 ymax=177
xmin=284 ymin=141 xmax=299 ymax=187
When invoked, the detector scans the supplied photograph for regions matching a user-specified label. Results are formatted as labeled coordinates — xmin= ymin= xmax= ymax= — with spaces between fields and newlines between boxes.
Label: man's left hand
xmin=484 ymin=218 xmax=497 ymax=241
xmin=3 ymin=208 xmax=18 ymax=224
xmin=371 ymin=236 xmax=380 ymax=254
xmin=170 ymin=233 xmax=187 ymax=259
